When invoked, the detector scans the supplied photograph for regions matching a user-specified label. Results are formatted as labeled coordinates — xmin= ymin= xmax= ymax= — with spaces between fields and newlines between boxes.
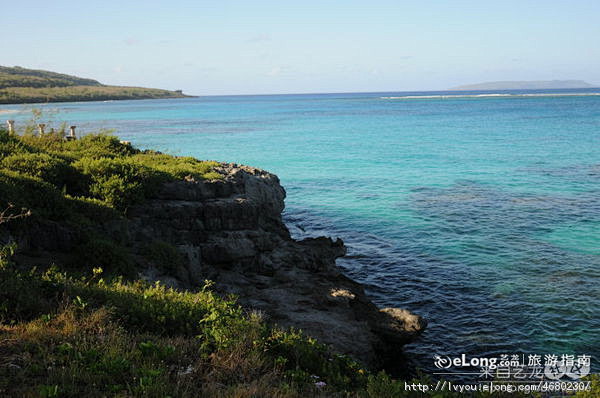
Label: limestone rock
xmin=4 ymin=162 xmax=426 ymax=368
xmin=128 ymin=163 xmax=426 ymax=367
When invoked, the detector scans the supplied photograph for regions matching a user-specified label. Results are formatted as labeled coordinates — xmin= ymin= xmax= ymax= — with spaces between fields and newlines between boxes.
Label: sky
xmin=3 ymin=0 xmax=600 ymax=95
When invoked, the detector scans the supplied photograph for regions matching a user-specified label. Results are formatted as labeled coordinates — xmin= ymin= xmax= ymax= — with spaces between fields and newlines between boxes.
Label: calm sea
xmin=4 ymin=89 xmax=600 ymax=373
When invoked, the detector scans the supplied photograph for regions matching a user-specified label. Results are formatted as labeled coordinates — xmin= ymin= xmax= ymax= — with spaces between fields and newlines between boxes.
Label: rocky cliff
xmin=128 ymin=164 xmax=426 ymax=367
xmin=6 ymin=163 xmax=426 ymax=367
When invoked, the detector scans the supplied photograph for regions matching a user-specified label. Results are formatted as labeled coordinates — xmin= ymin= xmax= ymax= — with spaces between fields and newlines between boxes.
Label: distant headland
xmin=449 ymin=80 xmax=596 ymax=91
xmin=0 ymin=66 xmax=190 ymax=104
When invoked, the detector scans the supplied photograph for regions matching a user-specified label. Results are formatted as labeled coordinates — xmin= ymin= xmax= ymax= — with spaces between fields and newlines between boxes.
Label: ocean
xmin=4 ymin=89 xmax=599 ymax=373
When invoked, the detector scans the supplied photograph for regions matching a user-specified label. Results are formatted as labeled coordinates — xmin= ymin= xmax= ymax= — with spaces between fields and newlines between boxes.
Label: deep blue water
xmin=3 ymin=89 xmax=599 ymax=373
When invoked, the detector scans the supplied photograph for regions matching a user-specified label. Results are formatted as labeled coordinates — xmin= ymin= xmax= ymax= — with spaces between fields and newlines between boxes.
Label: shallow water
xmin=5 ymin=89 xmax=599 ymax=373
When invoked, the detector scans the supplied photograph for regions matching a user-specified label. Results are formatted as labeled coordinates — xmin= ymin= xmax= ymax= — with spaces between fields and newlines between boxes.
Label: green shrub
xmin=132 ymin=152 xmax=221 ymax=181
xmin=0 ymin=264 xmax=57 ymax=322
xmin=1 ymin=152 xmax=84 ymax=192
xmin=64 ymin=133 xmax=139 ymax=159
xmin=201 ymin=170 xmax=223 ymax=180
xmin=0 ymin=128 xmax=36 ymax=158
xmin=19 ymin=132 xmax=137 ymax=159
xmin=1 ymin=131 xmax=221 ymax=214
xmin=65 ymin=196 xmax=121 ymax=224
xmin=74 ymin=238 xmax=134 ymax=277
xmin=266 ymin=328 xmax=367 ymax=391
xmin=74 ymin=156 xmax=165 ymax=210
xmin=0 ymin=170 xmax=70 ymax=220
xmin=18 ymin=128 xmax=66 ymax=149
xmin=144 ymin=240 xmax=185 ymax=273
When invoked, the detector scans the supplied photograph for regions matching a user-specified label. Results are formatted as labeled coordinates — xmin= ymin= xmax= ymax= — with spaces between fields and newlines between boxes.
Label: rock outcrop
xmin=5 ymin=163 xmax=426 ymax=367
xmin=130 ymin=164 xmax=426 ymax=366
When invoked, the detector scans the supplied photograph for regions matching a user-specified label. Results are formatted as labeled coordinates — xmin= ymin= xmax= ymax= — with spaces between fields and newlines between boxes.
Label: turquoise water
xmin=4 ymin=90 xmax=600 ymax=372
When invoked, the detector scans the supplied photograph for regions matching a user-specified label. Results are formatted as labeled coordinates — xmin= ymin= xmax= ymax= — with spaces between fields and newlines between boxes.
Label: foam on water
xmin=4 ymin=89 xmax=599 ymax=373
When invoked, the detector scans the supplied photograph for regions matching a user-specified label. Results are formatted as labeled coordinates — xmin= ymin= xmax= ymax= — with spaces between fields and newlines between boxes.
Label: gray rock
xmin=128 ymin=163 xmax=426 ymax=367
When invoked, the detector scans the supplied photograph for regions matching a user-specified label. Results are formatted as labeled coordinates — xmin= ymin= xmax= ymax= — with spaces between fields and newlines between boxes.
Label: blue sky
xmin=3 ymin=0 xmax=600 ymax=95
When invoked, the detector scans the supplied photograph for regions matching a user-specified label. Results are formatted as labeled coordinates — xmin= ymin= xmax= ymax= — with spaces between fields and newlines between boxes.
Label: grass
xmin=0 ymin=265 xmax=359 ymax=397
xmin=4 ymin=263 xmax=583 ymax=398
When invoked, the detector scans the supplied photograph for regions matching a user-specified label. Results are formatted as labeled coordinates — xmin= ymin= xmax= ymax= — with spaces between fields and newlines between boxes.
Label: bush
xmin=132 ymin=152 xmax=221 ymax=181
xmin=0 ymin=170 xmax=70 ymax=220
xmin=18 ymin=129 xmax=67 ymax=150
xmin=1 ymin=152 xmax=84 ymax=192
xmin=65 ymin=196 xmax=121 ymax=224
xmin=64 ymin=133 xmax=139 ymax=159
xmin=1 ymin=131 xmax=221 ymax=214
xmin=74 ymin=238 xmax=135 ymax=277
xmin=74 ymin=157 xmax=165 ymax=210
xmin=0 ymin=128 xmax=36 ymax=158
xmin=144 ymin=240 xmax=185 ymax=273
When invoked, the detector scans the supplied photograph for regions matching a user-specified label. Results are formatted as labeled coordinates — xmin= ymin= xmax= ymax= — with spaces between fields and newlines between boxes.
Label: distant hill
xmin=449 ymin=80 xmax=595 ymax=91
xmin=0 ymin=66 xmax=189 ymax=104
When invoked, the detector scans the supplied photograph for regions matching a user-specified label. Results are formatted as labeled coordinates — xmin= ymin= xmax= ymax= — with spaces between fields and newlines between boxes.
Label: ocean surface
xmin=4 ymin=89 xmax=600 ymax=374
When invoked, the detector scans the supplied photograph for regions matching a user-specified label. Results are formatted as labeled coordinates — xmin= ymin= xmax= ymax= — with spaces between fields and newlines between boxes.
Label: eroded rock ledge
xmin=130 ymin=164 xmax=427 ymax=367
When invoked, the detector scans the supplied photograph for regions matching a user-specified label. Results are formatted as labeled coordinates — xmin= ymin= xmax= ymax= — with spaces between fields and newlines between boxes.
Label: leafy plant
xmin=144 ymin=240 xmax=185 ymax=273
xmin=75 ymin=237 xmax=135 ymax=277
xmin=1 ymin=152 xmax=84 ymax=192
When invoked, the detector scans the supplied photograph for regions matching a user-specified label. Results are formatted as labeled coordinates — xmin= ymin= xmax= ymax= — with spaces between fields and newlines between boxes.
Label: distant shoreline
xmin=0 ymin=92 xmax=193 ymax=106
xmin=380 ymin=92 xmax=600 ymax=100
xmin=0 ymin=95 xmax=199 ymax=107
xmin=0 ymin=65 xmax=193 ymax=105
xmin=449 ymin=80 xmax=595 ymax=91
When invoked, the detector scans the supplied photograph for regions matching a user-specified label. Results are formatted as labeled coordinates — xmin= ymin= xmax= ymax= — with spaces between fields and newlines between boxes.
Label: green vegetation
xmin=0 ymin=66 xmax=100 ymax=88
xmin=1 ymin=127 xmax=597 ymax=396
xmin=0 ymin=127 xmax=221 ymax=216
xmin=0 ymin=263 xmax=373 ymax=397
xmin=144 ymin=240 xmax=186 ymax=273
xmin=3 ymin=260 xmax=572 ymax=397
xmin=0 ymin=66 xmax=189 ymax=104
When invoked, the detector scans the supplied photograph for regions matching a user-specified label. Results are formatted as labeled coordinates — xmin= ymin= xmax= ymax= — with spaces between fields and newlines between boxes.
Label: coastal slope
xmin=0 ymin=131 xmax=425 ymax=368
xmin=0 ymin=66 xmax=189 ymax=104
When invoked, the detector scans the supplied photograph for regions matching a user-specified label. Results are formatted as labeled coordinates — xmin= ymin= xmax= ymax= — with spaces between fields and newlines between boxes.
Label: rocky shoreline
xmin=131 ymin=164 xmax=427 ymax=367
xmin=9 ymin=162 xmax=426 ymax=368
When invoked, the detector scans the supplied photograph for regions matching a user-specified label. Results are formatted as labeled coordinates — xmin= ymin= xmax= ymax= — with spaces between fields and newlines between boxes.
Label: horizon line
xmin=184 ymin=86 xmax=600 ymax=98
